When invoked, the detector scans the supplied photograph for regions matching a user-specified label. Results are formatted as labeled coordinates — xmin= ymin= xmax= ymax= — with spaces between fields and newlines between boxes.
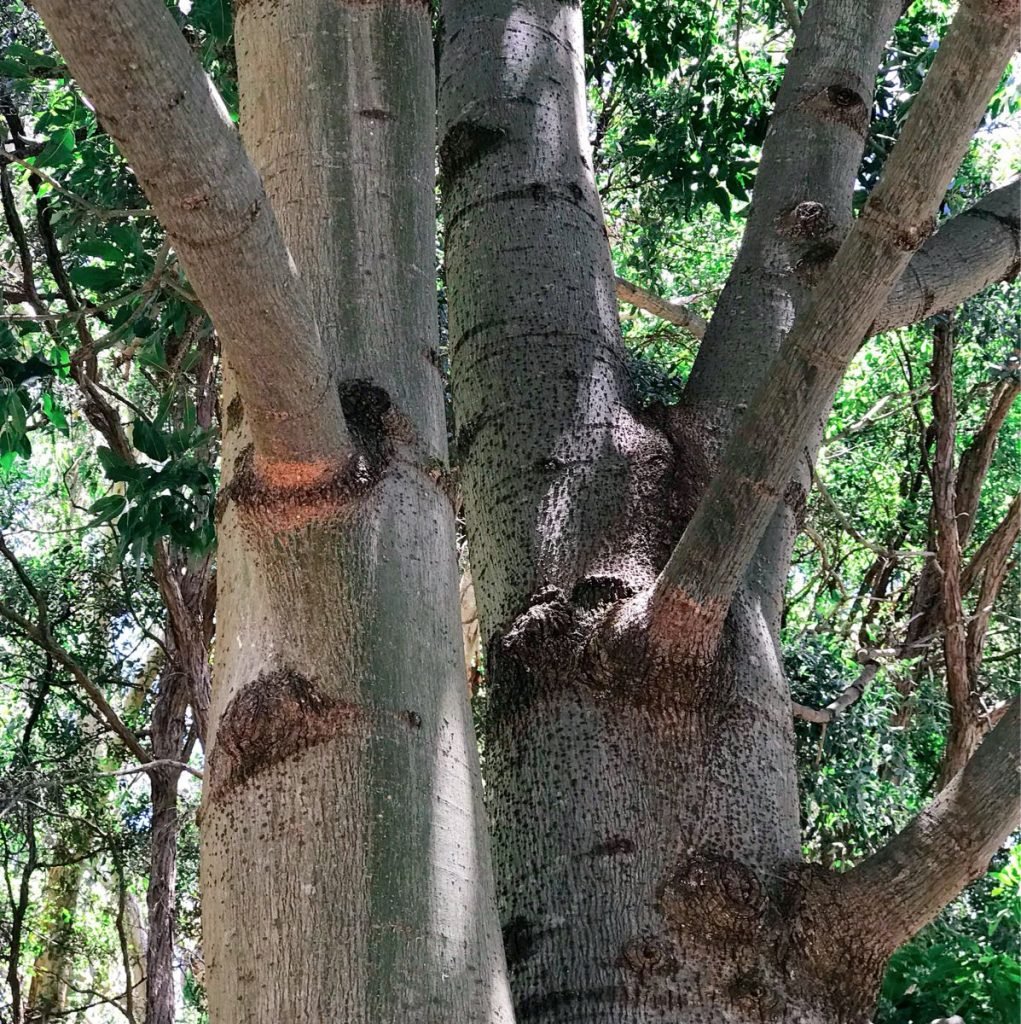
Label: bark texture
xmin=201 ymin=2 xmax=511 ymax=1021
xmin=32 ymin=0 xmax=351 ymax=478
xmin=440 ymin=1 xmax=1020 ymax=1021
xmin=656 ymin=0 xmax=1019 ymax=639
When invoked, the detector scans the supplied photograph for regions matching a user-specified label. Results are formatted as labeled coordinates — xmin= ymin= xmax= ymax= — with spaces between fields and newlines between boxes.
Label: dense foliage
xmin=0 ymin=0 xmax=1017 ymax=1019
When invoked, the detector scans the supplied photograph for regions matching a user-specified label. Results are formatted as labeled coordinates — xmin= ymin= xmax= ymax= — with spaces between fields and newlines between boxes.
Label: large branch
xmin=649 ymin=0 xmax=1019 ymax=644
xmin=620 ymin=184 xmax=1020 ymax=341
xmin=836 ymin=695 xmax=1020 ymax=953
xmin=33 ymin=0 xmax=351 ymax=482
xmin=871 ymin=179 xmax=1020 ymax=336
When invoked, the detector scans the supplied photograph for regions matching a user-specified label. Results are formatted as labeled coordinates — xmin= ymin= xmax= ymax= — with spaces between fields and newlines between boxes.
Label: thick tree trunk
xmin=441 ymin=1 xmax=1019 ymax=1021
xmin=199 ymin=2 xmax=510 ymax=1021
xmin=438 ymin=3 xmax=819 ymax=1020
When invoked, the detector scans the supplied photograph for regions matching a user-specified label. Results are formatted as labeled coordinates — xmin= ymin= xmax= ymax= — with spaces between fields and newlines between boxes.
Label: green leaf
xmin=49 ymin=346 xmax=72 ymax=379
xmin=97 ymin=446 xmax=141 ymax=483
xmin=34 ymin=127 xmax=75 ymax=169
xmin=68 ymin=265 xmax=124 ymax=293
xmin=131 ymin=418 xmax=169 ymax=462
xmin=88 ymin=494 xmax=127 ymax=523
xmin=41 ymin=391 xmax=69 ymax=433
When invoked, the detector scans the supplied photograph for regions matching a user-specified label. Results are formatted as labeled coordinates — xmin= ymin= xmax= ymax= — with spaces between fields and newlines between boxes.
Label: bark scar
xmin=207 ymin=670 xmax=361 ymax=799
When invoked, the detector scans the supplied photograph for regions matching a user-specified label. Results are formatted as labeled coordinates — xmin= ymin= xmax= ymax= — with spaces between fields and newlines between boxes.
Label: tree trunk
xmin=25 ymin=861 xmax=81 ymax=1024
xmin=145 ymin=664 xmax=190 ymax=1024
xmin=32 ymin=0 xmax=1021 ymax=1020
xmin=440 ymin=1 xmax=1019 ymax=1021
xmin=199 ymin=2 xmax=511 ymax=1020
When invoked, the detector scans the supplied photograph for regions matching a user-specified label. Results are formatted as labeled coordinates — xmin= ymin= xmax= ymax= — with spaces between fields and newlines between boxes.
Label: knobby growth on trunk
xmin=24 ymin=0 xmax=1021 ymax=1021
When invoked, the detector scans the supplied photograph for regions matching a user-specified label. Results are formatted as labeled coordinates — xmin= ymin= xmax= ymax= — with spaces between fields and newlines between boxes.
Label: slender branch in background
xmin=781 ymin=0 xmax=801 ymax=30
xmin=114 ymin=862 xmax=139 ymax=1024
xmin=905 ymin=364 xmax=1018 ymax=652
xmin=0 ymin=152 xmax=154 ymax=221
xmin=619 ymin=181 xmax=1020 ymax=340
xmin=650 ymin=0 xmax=1019 ymax=650
xmin=0 ymin=532 xmax=152 ymax=766
xmin=792 ymin=659 xmax=880 ymax=724
xmin=33 ymin=0 xmax=353 ymax=480
xmin=965 ymin=493 xmax=1020 ymax=685
xmin=930 ymin=319 xmax=980 ymax=787
xmin=961 ymin=492 xmax=1021 ymax=593
xmin=813 ymin=471 xmax=933 ymax=560
xmin=614 ymin=276 xmax=708 ymax=339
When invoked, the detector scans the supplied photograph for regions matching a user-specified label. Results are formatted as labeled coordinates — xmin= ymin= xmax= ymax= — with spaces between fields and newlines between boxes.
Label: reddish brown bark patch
xmin=223 ymin=442 xmax=377 ymax=529
xmin=207 ymin=670 xmax=360 ymax=799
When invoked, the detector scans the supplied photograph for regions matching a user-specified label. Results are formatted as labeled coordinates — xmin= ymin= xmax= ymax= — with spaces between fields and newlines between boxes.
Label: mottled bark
xmin=440 ymin=1 xmax=1019 ymax=1021
xmin=200 ymin=1 xmax=510 ymax=1021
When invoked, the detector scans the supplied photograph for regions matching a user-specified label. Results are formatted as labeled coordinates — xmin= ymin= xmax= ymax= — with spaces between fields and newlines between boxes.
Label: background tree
xmin=0 ymin=0 xmax=1018 ymax=1021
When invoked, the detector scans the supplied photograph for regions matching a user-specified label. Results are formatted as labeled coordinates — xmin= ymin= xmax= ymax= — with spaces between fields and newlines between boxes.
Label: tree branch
xmin=961 ymin=491 xmax=1020 ymax=594
xmin=615 ymin=277 xmax=708 ymax=340
xmin=32 ymin=0 xmax=352 ymax=483
xmin=780 ymin=0 xmax=801 ymax=30
xmin=837 ymin=695 xmax=1020 ymax=954
xmin=871 ymin=179 xmax=1020 ymax=336
xmin=616 ymin=182 xmax=1019 ymax=341
xmin=905 ymin=373 xmax=1018 ymax=650
xmin=649 ymin=0 xmax=1019 ymax=647
xmin=965 ymin=492 xmax=1020 ymax=683
xmin=0 ymin=538 xmax=151 ymax=768
xmin=930 ymin=319 xmax=980 ymax=786
xmin=792 ymin=660 xmax=879 ymax=724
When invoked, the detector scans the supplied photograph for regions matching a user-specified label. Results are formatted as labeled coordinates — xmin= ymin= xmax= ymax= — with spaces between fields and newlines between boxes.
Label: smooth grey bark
xmin=655 ymin=0 xmax=1020 ymax=643
xmin=682 ymin=0 xmax=904 ymax=415
xmin=871 ymin=178 xmax=1020 ymax=335
xmin=440 ymin=1 xmax=1020 ymax=1021
xmin=440 ymin=0 xmax=658 ymax=632
xmin=614 ymin=278 xmax=708 ymax=339
xmin=200 ymin=2 xmax=511 ymax=1021
xmin=32 ymin=0 xmax=351 ymax=479
xmin=836 ymin=697 xmax=1021 ymax=952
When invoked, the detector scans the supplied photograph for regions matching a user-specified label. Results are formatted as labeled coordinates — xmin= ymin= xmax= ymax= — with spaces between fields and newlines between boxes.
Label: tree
xmin=11 ymin=0 xmax=1021 ymax=1021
